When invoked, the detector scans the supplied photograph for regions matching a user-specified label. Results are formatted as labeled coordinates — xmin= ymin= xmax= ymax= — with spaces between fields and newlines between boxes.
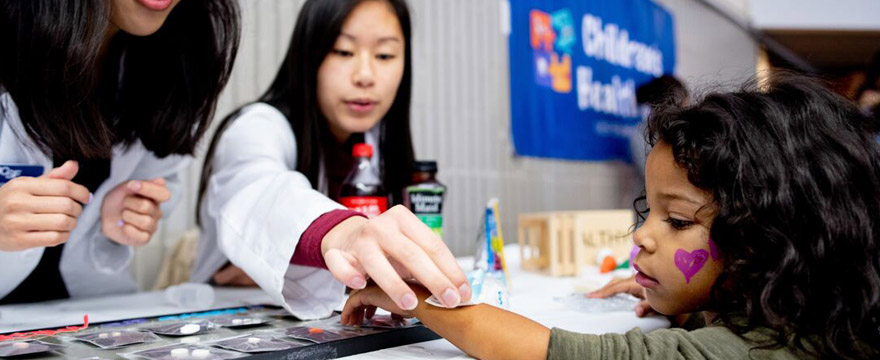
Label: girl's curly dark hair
xmin=643 ymin=73 xmax=880 ymax=359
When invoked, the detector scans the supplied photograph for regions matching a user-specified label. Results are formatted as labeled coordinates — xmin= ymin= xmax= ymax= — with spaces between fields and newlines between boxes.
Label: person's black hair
xmin=857 ymin=50 xmax=880 ymax=99
xmin=0 ymin=0 xmax=240 ymax=160
xmin=198 ymin=0 xmax=414 ymax=223
xmin=636 ymin=74 xmax=687 ymax=108
xmin=638 ymin=72 xmax=880 ymax=358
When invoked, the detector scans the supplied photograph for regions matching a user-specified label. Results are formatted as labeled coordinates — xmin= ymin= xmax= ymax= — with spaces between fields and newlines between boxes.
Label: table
xmin=0 ymin=245 xmax=668 ymax=359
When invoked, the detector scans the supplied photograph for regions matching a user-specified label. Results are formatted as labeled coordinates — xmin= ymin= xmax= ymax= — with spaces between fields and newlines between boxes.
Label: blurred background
xmin=133 ymin=0 xmax=880 ymax=290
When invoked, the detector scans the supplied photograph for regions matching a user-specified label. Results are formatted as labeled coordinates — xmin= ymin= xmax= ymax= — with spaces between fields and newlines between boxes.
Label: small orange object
xmin=308 ymin=327 xmax=323 ymax=335
xmin=599 ymin=256 xmax=617 ymax=274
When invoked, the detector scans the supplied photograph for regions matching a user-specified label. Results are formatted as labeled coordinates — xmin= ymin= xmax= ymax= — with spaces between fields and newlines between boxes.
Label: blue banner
xmin=509 ymin=0 xmax=676 ymax=162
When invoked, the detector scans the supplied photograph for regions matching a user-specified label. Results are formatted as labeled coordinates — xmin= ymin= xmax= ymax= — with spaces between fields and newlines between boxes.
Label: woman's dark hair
xmin=198 ymin=0 xmax=414 ymax=222
xmin=0 ymin=0 xmax=240 ymax=160
xmin=641 ymin=73 xmax=880 ymax=358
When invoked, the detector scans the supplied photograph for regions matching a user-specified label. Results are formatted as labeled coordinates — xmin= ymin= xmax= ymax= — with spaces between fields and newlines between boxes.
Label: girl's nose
xmin=633 ymin=220 xmax=657 ymax=254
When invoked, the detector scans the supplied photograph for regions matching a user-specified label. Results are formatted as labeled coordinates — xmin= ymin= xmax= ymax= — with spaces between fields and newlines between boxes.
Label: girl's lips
xmin=137 ymin=0 xmax=172 ymax=11
xmin=633 ymin=263 xmax=660 ymax=288
xmin=635 ymin=271 xmax=660 ymax=288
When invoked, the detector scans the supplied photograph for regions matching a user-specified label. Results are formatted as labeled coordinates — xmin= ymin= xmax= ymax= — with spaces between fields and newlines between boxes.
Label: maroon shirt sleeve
xmin=290 ymin=209 xmax=366 ymax=269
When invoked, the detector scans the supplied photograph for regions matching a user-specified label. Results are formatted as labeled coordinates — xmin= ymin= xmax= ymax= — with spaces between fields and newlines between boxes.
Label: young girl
xmin=342 ymin=74 xmax=880 ymax=359
xmin=0 ymin=0 xmax=239 ymax=303
xmin=195 ymin=0 xmax=470 ymax=320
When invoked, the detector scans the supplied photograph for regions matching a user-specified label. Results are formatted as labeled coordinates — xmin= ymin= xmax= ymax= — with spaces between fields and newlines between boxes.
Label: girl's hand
xmin=341 ymin=284 xmax=428 ymax=326
xmin=587 ymin=275 xmax=656 ymax=317
xmin=321 ymin=205 xmax=471 ymax=311
xmin=100 ymin=178 xmax=171 ymax=246
xmin=0 ymin=161 xmax=90 ymax=251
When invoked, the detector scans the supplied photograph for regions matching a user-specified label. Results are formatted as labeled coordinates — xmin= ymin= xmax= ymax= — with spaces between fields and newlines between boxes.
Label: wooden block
xmin=518 ymin=209 xmax=635 ymax=277
xmin=574 ymin=210 xmax=634 ymax=267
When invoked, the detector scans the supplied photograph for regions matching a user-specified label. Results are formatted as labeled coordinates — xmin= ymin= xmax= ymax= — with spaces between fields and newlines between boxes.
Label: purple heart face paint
xmin=674 ymin=249 xmax=710 ymax=283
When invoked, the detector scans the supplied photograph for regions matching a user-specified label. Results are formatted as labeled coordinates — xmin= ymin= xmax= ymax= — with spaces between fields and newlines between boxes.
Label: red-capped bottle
xmin=339 ymin=143 xmax=388 ymax=218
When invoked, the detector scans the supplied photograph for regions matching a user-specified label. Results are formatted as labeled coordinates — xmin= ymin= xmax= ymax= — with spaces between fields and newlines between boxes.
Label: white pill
xmin=247 ymin=337 xmax=261 ymax=344
xmin=231 ymin=319 xmax=242 ymax=325
xmin=112 ymin=332 xmax=122 ymax=337
xmin=170 ymin=348 xmax=189 ymax=358
xmin=181 ymin=336 xmax=201 ymax=344
xmin=12 ymin=342 xmax=29 ymax=349
xmin=191 ymin=349 xmax=211 ymax=359
xmin=180 ymin=324 xmax=201 ymax=335
xmin=98 ymin=333 xmax=109 ymax=339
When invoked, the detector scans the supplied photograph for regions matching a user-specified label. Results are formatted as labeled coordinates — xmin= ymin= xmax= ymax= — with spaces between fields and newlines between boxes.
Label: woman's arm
xmin=206 ymin=104 xmax=471 ymax=316
xmin=202 ymin=104 xmax=348 ymax=319
xmin=342 ymin=285 xmax=550 ymax=360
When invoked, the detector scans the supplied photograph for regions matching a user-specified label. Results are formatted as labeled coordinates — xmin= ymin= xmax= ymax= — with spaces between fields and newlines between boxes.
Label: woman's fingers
xmin=326 ymin=207 xmax=470 ymax=312
xmin=17 ymin=213 xmax=77 ymax=232
xmin=126 ymin=180 xmax=171 ymax=204
xmin=23 ymin=178 xmax=91 ymax=204
xmin=42 ymin=160 xmax=79 ymax=181
xmin=324 ymin=248 xmax=368 ymax=289
xmin=120 ymin=223 xmax=150 ymax=246
xmin=356 ymin=241 xmax=419 ymax=310
xmin=22 ymin=231 xmax=71 ymax=247
xmin=121 ymin=209 xmax=158 ymax=233
xmin=379 ymin=231 xmax=461 ymax=307
xmin=123 ymin=196 xmax=162 ymax=218
xmin=149 ymin=177 xmax=167 ymax=186
xmin=29 ymin=196 xmax=83 ymax=217
xmin=390 ymin=206 xmax=471 ymax=301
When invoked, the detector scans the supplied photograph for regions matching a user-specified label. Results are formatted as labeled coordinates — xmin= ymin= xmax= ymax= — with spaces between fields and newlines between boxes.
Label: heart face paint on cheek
xmin=674 ymin=249 xmax=709 ymax=284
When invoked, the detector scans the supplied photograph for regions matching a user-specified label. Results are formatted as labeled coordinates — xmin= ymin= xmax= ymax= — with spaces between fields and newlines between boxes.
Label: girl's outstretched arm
xmin=341 ymin=285 xmax=550 ymax=360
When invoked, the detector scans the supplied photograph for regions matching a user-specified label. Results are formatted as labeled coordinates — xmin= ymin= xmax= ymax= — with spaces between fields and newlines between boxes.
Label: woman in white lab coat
xmin=0 ymin=0 xmax=239 ymax=303
xmin=195 ymin=0 xmax=470 ymax=320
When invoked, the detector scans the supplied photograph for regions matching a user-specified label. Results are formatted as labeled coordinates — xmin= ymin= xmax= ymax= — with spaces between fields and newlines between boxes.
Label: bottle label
xmin=340 ymin=196 xmax=388 ymax=218
xmin=405 ymin=187 xmax=445 ymax=238
xmin=417 ymin=214 xmax=444 ymax=238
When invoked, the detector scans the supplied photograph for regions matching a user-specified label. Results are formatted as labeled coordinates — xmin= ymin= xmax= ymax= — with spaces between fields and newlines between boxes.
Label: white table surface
xmin=0 ymin=245 xmax=668 ymax=359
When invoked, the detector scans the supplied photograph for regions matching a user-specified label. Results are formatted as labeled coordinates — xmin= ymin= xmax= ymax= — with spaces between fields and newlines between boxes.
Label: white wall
xmin=751 ymin=0 xmax=880 ymax=31
xmin=132 ymin=0 xmax=757 ymax=290
xmin=660 ymin=0 xmax=758 ymax=88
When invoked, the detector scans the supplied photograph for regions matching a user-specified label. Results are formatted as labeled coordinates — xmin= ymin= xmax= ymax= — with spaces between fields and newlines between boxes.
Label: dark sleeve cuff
xmin=290 ymin=209 xmax=366 ymax=269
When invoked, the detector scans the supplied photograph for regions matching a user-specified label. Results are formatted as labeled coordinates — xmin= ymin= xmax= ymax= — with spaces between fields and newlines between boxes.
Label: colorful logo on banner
xmin=530 ymin=9 xmax=576 ymax=93
xmin=509 ymin=0 xmax=676 ymax=162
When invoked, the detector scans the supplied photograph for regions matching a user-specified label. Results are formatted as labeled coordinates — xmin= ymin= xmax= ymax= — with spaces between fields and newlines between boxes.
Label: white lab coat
xmin=193 ymin=102 xmax=380 ymax=320
xmin=0 ymin=90 xmax=188 ymax=300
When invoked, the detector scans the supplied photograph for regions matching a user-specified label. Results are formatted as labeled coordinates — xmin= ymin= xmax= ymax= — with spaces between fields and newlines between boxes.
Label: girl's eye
xmin=332 ymin=49 xmax=354 ymax=57
xmin=376 ymin=54 xmax=395 ymax=60
xmin=664 ymin=217 xmax=693 ymax=230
